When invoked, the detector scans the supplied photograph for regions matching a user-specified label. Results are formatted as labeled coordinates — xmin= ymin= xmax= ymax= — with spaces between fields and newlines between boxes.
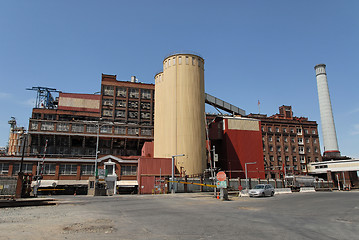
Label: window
xmin=284 ymin=137 xmax=288 ymax=143
xmin=115 ymin=110 xmax=126 ymax=118
xmin=307 ymin=147 xmax=311 ymax=153
xmin=304 ymin=129 xmax=309 ymax=134
xmin=41 ymin=122 xmax=54 ymax=131
xmin=297 ymin=128 xmax=302 ymax=135
xmin=57 ymin=123 xmax=69 ymax=132
xmin=102 ymin=99 xmax=113 ymax=106
xmin=277 ymin=146 xmax=281 ymax=152
xmin=86 ymin=124 xmax=97 ymax=133
xmin=285 ymin=156 xmax=289 ymax=162
xmin=173 ymin=57 xmax=176 ymax=65
xmin=307 ymin=157 xmax=311 ymax=162
xmin=103 ymin=85 xmax=114 ymax=96
xmin=192 ymin=57 xmax=195 ymax=65
xmin=116 ymin=100 xmax=126 ymax=108
xmin=315 ymin=157 xmax=319 ymax=162
xmin=44 ymin=114 xmax=56 ymax=120
xmin=178 ymin=57 xmax=182 ymax=65
xmin=43 ymin=164 xmax=56 ymax=175
xmin=0 ymin=163 xmax=9 ymax=174
xmin=102 ymin=109 xmax=113 ymax=117
xmin=263 ymin=146 xmax=266 ymax=151
xmin=269 ymin=145 xmax=273 ymax=152
xmin=300 ymin=156 xmax=306 ymax=163
xmin=140 ymin=102 xmax=151 ymax=110
xmin=128 ymin=127 xmax=139 ymax=135
xmin=276 ymin=137 xmax=280 ymax=142
xmin=129 ymin=88 xmax=139 ymax=98
xmin=278 ymin=156 xmax=282 ymax=161
xmin=293 ymin=165 xmax=298 ymax=170
xmin=269 ymin=156 xmax=274 ymax=162
xmin=275 ymin=127 xmax=279 ymax=133
xmin=116 ymin=87 xmax=127 ymax=97
xmin=312 ymin=130 xmax=316 ymax=134
xmin=100 ymin=125 xmax=112 ymax=134
xmin=30 ymin=121 xmax=39 ymax=130
xmin=285 ymin=146 xmax=289 ymax=152
xmin=290 ymin=128 xmax=294 ymax=133
xmin=298 ymin=138 xmax=303 ymax=144
xmin=185 ymin=56 xmax=189 ymax=64
xmin=121 ymin=165 xmax=137 ymax=176
xmin=128 ymin=111 xmax=138 ymax=119
xmin=283 ymin=128 xmax=287 ymax=133
xmin=293 ymin=156 xmax=297 ymax=162
xmin=268 ymin=127 xmax=272 ymax=132
xmin=261 ymin=126 xmax=264 ymax=132
xmin=140 ymin=112 xmax=151 ymax=119
xmin=198 ymin=58 xmax=201 ymax=67
xmin=168 ymin=59 xmax=171 ymax=66
xmin=301 ymin=165 xmax=306 ymax=171
xmin=292 ymin=147 xmax=296 ymax=153
xmin=80 ymin=165 xmax=94 ymax=175
xmin=165 ymin=61 xmax=168 ymax=68
xmin=114 ymin=126 xmax=126 ymax=135
xmin=291 ymin=138 xmax=295 ymax=143
xmin=306 ymin=138 xmax=310 ymax=143
xmin=314 ymin=139 xmax=317 ymax=144
xmin=298 ymin=146 xmax=304 ymax=154
xmin=141 ymin=128 xmax=152 ymax=136
xmin=314 ymin=147 xmax=318 ymax=153
xmin=59 ymin=164 xmax=77 ymax=175
xmin=12 ymin=163 xmax=33 ymax=174
xmin=141 ymin=89 xmax=151 ymax=99
xmin=268 ymin=136 xmax=272 ymax=142
xmin=72 ymin=124 xmax=84 ymax=133
xmin=128 ymin=101 xmax=138 ymax=109
xmin=106 ymin=164 xmax=115 ymax=175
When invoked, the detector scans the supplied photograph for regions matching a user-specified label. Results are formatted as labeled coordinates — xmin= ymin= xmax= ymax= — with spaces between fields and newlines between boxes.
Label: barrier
xmin=274 ymin=188 xmax=292 ymax=194
xmin=300 ymin=187 xmax=316 ymax=193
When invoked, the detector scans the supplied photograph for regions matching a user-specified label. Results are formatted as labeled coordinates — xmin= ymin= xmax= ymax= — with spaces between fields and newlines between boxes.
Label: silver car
xmin=249 ymin=184 xmax=275 ymax=197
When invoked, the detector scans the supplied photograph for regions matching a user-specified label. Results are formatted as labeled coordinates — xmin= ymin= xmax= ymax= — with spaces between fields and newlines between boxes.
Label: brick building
xmin=28 ymin=74 xmax=155 ymax=158
xmin=248 ymin=106 xmax=322 ymax=179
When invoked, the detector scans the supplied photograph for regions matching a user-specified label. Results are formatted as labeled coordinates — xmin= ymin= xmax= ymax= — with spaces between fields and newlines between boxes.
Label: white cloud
xmin=350 ymin=124 xmax=359 ymax=135
xmin=0 ymin=92 xmax=12 ymax=99
xmin=21 ymin=98 xmax=36 ymax=107
xmin=348 ymin=108 xmax=359 ymax=115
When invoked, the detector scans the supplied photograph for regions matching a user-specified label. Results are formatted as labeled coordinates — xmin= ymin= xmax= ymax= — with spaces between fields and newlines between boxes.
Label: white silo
xmin=314 ymin=64 xmax=340 ymax=157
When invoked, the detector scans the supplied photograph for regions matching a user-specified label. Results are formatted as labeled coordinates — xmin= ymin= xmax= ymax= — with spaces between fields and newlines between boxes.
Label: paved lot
xmin=0 ymin=191 xmax=358 ymax=240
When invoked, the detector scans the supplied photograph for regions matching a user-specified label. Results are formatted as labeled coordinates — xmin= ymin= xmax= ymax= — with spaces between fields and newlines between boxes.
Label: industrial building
xmin=6 ymin=56 xmax=358 ymax=195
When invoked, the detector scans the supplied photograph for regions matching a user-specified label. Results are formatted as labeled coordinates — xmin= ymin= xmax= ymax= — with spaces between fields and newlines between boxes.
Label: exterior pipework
xmin=314 ymin=64 xmax=340 ymax=157
xmin=154 ymin=54 xmax=206 ymax=176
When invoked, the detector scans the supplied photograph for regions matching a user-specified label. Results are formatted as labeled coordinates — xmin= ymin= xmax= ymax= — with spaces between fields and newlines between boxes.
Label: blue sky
xmin=0 ymin=1 xmax=358 ymax=157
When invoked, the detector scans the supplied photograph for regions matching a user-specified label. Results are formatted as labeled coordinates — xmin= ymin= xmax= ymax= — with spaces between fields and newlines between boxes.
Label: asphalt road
xmin=1 ymin=191 xmax=358 ymax=240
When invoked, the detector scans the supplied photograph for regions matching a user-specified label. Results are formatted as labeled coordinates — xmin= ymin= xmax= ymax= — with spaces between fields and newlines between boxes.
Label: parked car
xmin=249 ymin=184 xmax=275 ymax=197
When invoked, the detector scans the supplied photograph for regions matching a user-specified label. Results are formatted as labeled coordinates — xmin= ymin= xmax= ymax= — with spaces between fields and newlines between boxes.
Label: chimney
xmin=131 ymin=76 xmax=136 ymax=83
xmin=314 ymin=64 xmax=340 ymax=158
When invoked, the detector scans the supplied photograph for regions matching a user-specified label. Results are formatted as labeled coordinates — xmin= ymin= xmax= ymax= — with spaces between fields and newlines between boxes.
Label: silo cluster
xmin=154 ymin=54 xmax=206 ymax=176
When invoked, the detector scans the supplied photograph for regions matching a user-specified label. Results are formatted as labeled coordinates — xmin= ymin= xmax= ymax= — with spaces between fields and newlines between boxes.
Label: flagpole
xmin=258 ymin=100 xmax=260 ymax=114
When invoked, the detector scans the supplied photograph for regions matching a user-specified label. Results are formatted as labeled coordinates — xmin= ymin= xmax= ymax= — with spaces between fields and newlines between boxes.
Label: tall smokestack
xmin=314 ymin=64 xmax=340 ymax=158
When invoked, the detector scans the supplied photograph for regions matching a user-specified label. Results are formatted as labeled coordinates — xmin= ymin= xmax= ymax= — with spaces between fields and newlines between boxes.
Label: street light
xmin=94 ymin=119 xmax=114 ymax=178
xmin=171 ymin=154 xmax=185 ymax=194
xmin=245 ymin=162 xmax=257 ymax=192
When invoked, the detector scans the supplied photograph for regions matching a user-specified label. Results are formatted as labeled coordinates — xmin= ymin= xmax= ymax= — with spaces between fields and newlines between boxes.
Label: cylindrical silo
xmin=154 ymin=53 xmax=206 ymax=176
xmin=314 ymin=64 xmax=340 ymax=157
